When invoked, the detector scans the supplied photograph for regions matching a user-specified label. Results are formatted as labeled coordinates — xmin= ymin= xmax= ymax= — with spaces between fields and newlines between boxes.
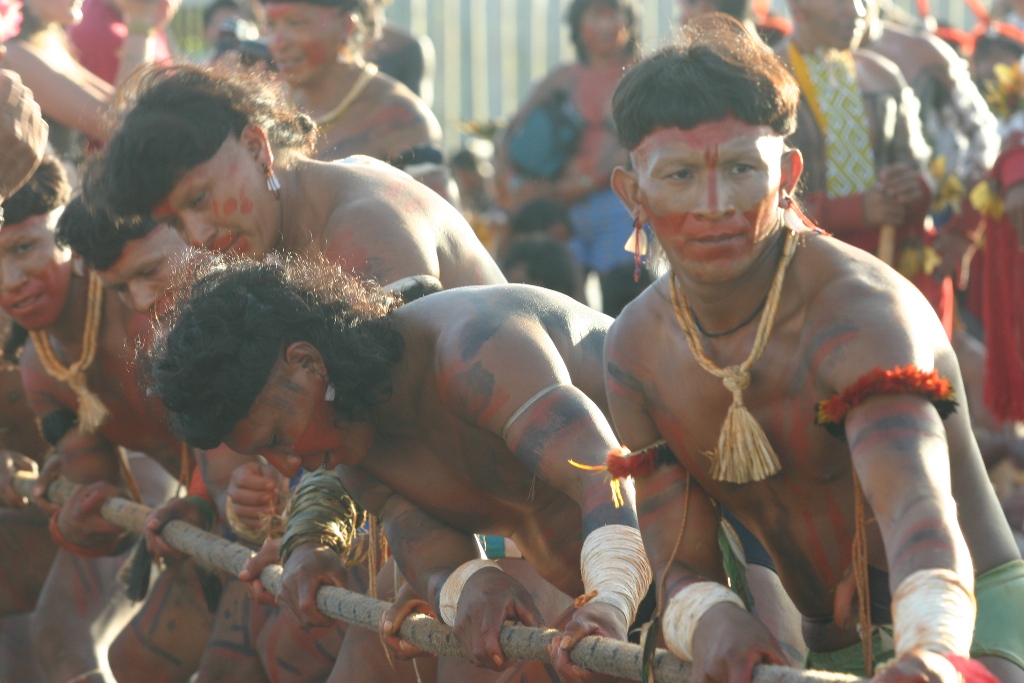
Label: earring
xmin=264 ymin=164 xmax=281 ymax=199
xmin=324 ymin=382 xmax=336 ymax=402
xmin=321 ymin=453 xmax=329 ymax=470
xmin=629 ymin=217 xmax=647 ymax=283
xmin=779 ymin=190 xmax=792 ymax=209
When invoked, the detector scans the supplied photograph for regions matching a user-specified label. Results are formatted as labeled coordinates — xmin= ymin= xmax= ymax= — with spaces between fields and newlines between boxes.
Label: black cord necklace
xmin=688 ymin=292 xmax=770 ymax=339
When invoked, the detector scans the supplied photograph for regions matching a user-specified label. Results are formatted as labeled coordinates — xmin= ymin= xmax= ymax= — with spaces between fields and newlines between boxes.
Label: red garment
xmin=983 ymin=143 xmax=1024 ymax=421
xmin=67 ymin=0 xmax=170 ymax=85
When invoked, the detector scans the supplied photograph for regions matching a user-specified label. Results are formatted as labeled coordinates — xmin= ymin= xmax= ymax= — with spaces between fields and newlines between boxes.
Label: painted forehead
xmin=632 ymin=120 xmax=781 ymax=169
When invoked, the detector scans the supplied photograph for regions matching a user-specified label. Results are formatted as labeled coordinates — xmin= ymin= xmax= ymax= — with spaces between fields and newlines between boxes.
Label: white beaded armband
xmin=663 ymin=581 xmax=746 ymax=661
xmin=892 ymin=568 xmax=976 ymax=657
xmin=438 ymin=559 xmax=502 ymax=626
xmin=580 ymin=525 xmax=653 ymax=623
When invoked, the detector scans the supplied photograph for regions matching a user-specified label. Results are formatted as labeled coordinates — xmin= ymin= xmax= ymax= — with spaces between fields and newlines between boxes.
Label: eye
xmin=669 ymin=169 xmax=693 ymax=180
xmin=141 ymin=265 xmax=160 ymax=278
xmin=731 ymin=163 xmax=754 ymax=174
xmin=189 ymin=191 xmax=209 ymax=209
xmin=13 ymin=241 xmax=35 ymax=255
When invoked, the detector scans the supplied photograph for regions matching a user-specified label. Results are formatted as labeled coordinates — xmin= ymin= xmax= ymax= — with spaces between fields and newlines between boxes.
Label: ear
xmin=240 ymin=125 xmax=275 ymax=170
xmin=283 ymin=341 xmax=327 ymax=379
xmin=780 ymin=148 xmax=803 ymax=198
xmin=611 ymin=165 xmax=648 ymax=224
xmin=337 ymin=10 xmax=360 ymax=46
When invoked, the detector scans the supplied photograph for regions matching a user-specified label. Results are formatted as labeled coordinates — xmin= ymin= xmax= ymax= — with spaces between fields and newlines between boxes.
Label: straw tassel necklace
xmin=668 ymin=228 xmax=799 ymax=484
xmin=29 ymin=271 xmax=109 ymax=434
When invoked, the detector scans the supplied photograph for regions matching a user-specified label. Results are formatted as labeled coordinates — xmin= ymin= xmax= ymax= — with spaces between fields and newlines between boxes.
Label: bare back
xmin=286 ymin=156 xmax=505 ymax=288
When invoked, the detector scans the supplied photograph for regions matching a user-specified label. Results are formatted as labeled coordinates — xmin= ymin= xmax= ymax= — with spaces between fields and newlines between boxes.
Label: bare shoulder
xmin=882 ymin=22 xmax=960 ymax=71
xmin=796 ymin=234 xmax=950 ymax=391
xmin=360 ymin=72 xmax=441 ymax=145
xmin=605 ymin=279 xmax=669 ymax=380
xmin=854 ymin=48 xmax=908 ymax=93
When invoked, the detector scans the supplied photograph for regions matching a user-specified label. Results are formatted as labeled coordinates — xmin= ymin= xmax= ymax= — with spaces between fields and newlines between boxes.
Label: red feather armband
xmin=570 ymin=442 xmax=675 ymax=508
xmin=815 ymin=365 xmax=957 ymax=439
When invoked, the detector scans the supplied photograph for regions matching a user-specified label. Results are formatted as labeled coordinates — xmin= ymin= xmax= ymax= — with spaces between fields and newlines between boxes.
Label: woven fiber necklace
xmin=668 ymin=228 xmax=799 ymax=484
xmin=28 ymin=270 xmax=109 ymax=434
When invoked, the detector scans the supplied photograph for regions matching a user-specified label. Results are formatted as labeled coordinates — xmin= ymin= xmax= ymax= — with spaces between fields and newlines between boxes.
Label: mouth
xmin=207 ymin=232 xmax=246 ymax=254
xmin=691 ymin=232 xmax=745 ymax=246
xmin=9 ymin=293 xmax=43 ymax=313
xmin=274 ymin=55 xmax=305 ymax=72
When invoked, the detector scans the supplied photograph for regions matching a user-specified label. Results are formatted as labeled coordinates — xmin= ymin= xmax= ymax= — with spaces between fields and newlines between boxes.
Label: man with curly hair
xmin=147 ymin=255 xmax=650 ymax=683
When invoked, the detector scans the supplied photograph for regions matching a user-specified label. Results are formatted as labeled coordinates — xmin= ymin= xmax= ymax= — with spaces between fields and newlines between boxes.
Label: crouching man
xmin=605 ymin=16 xmax=1024 ymax=683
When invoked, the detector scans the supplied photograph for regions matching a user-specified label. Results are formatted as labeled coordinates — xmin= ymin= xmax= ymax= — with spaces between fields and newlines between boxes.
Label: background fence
xmin=172 ymin=0 xmax=990 ymax=152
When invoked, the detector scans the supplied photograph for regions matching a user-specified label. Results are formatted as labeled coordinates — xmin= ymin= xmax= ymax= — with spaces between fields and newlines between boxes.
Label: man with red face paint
xmin=775 ymin=0 xmax=958 ymax=340
xmin=607 ymin=15 xmax=1024 ymax=683
xmin=262 ymin=0 xmax=453 ymax=200
xmin=89 ymin=64 xmax=503 ymax=288
xmin=56 ymin=202 xmax=422 ymax=683
xmin=0 ymin=164 xmax=198 ymax=683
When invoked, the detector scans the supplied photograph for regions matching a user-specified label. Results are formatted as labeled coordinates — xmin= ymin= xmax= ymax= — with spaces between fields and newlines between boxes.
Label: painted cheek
xmin=239 ymin=189 xmax=254 ymax=215
xmin=292 ymin=394 xmax=341 ymax=458
xmin=223 ymin=198 xmax=238 ymax=217
xmin=303 ymin=40 xmax=331 ymax=69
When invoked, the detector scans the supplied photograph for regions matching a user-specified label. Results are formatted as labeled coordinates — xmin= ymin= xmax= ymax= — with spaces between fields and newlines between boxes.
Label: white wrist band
xmin=892 ymin=568 xmax=975 ymax=657
xmin=438 ymin=559 xmax=502 ymax=625
xmin=663 ymin=581 xmax=746 ymax=661
xmin=580 ymin=525 xmax=653 ymax=623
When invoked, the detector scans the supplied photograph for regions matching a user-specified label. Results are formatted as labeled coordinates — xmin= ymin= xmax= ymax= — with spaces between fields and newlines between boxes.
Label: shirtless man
xmin=58 ymin=200 xmax=433 ymax=683
xmin=89 ymin=64 xmax=501 ymax=287
xmin=0 ymin=160 xmax=65 ymax=683
xmin=0 ymin=163 xmax=196 ymax=682
xmin=262 ymin=0 xmax=451 ymax=198
xmin=606 ymin=16 xmax=1024 ymax=682
xmin=147 ymin=257 xmax=650 ymax=683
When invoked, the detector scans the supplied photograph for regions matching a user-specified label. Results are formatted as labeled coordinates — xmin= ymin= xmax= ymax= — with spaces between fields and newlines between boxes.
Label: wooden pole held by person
xmin=15 ymin=473 xmax=862 ymax=683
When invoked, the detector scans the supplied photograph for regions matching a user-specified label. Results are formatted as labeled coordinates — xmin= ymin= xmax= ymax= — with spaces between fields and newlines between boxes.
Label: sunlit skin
xmin=614 ymin=119 xmax=802 ymax=302
xmin=578 ymin=4 xmax=630 ymax=61
xmin=789 ymin=0 xmax=866 ymax=53
xmin=265 ymin=3 xmax=348 ymax=88
xmin=95 ymin=225 xmax=189 ymax=315
xmin=207 ymin=285 xmax=636 ymax=682
xmin=153 ymin=126 xmax=505 ymax=289
xmin=607 ymin=122 xmax=1023 ymax=683
xmin=27 ymin=0 xmax=84 ymax=28
xmin=0 ymin=212 xmax=73 ymax=331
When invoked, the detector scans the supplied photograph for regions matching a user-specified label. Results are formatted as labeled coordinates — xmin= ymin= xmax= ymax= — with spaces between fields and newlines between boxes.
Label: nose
xmin=129 ymin=280 xmax=159 ymax=314
xmin=182 ymin=216 xmax=217 ymax=250
xmin=693 ymin=171 xmax=734 ymax=220
xmin=0 ymin=261 xmax=28 ymax=294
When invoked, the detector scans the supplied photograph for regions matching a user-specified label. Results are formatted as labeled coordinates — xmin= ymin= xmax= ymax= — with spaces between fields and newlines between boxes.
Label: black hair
xmin=149 ymin=255 xmax=404 ymax=449
xmin=502 ymin=238 xmax=577 ymax=298
xmin=509 ymin=198 xmax=571 ymax=238
xmin=203 ymin=0 xmax=256 ymax=29
xmin=89 ymin=64 xmax=316 ymax=221
xmin=974 ymin=33 xmax=1024 ymax=63
xmin=567 ymin=0 xmax=642 ymax=64
xmin=1 ymin=157 xmax=70 ymax=226
xmin=55 ymin=197 xmax=159 ymax=271
xmin=612 ymin=14 xmax=799 ymax=150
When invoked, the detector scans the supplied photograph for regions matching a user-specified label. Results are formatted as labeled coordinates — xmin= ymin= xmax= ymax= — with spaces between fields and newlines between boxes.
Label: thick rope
xmin=14 ymin=472 xmax=862 ymax=683
xmin=668 ymin=229 xmax=799 ymax=484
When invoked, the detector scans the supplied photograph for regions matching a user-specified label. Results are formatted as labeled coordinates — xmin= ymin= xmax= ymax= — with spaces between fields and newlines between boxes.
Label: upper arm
xmin=1 ymin=42 xmax=113 ymax=141
xmin=436 ymin=315 xmax=626 ymax=512
xmin=814 ymin=273 xmax=966 ymax=581
xmin=324 ymin=199 xmax=439 ymax=285
xmin=374 ymin=92 xmax=442 ymax=159
xmin=604 ymin=306 xmax=662 ymax=449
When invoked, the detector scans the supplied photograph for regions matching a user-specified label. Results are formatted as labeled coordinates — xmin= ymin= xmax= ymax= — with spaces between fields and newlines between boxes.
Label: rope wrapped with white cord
xmin=15 ymin=472 xmax=863 ymax=683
